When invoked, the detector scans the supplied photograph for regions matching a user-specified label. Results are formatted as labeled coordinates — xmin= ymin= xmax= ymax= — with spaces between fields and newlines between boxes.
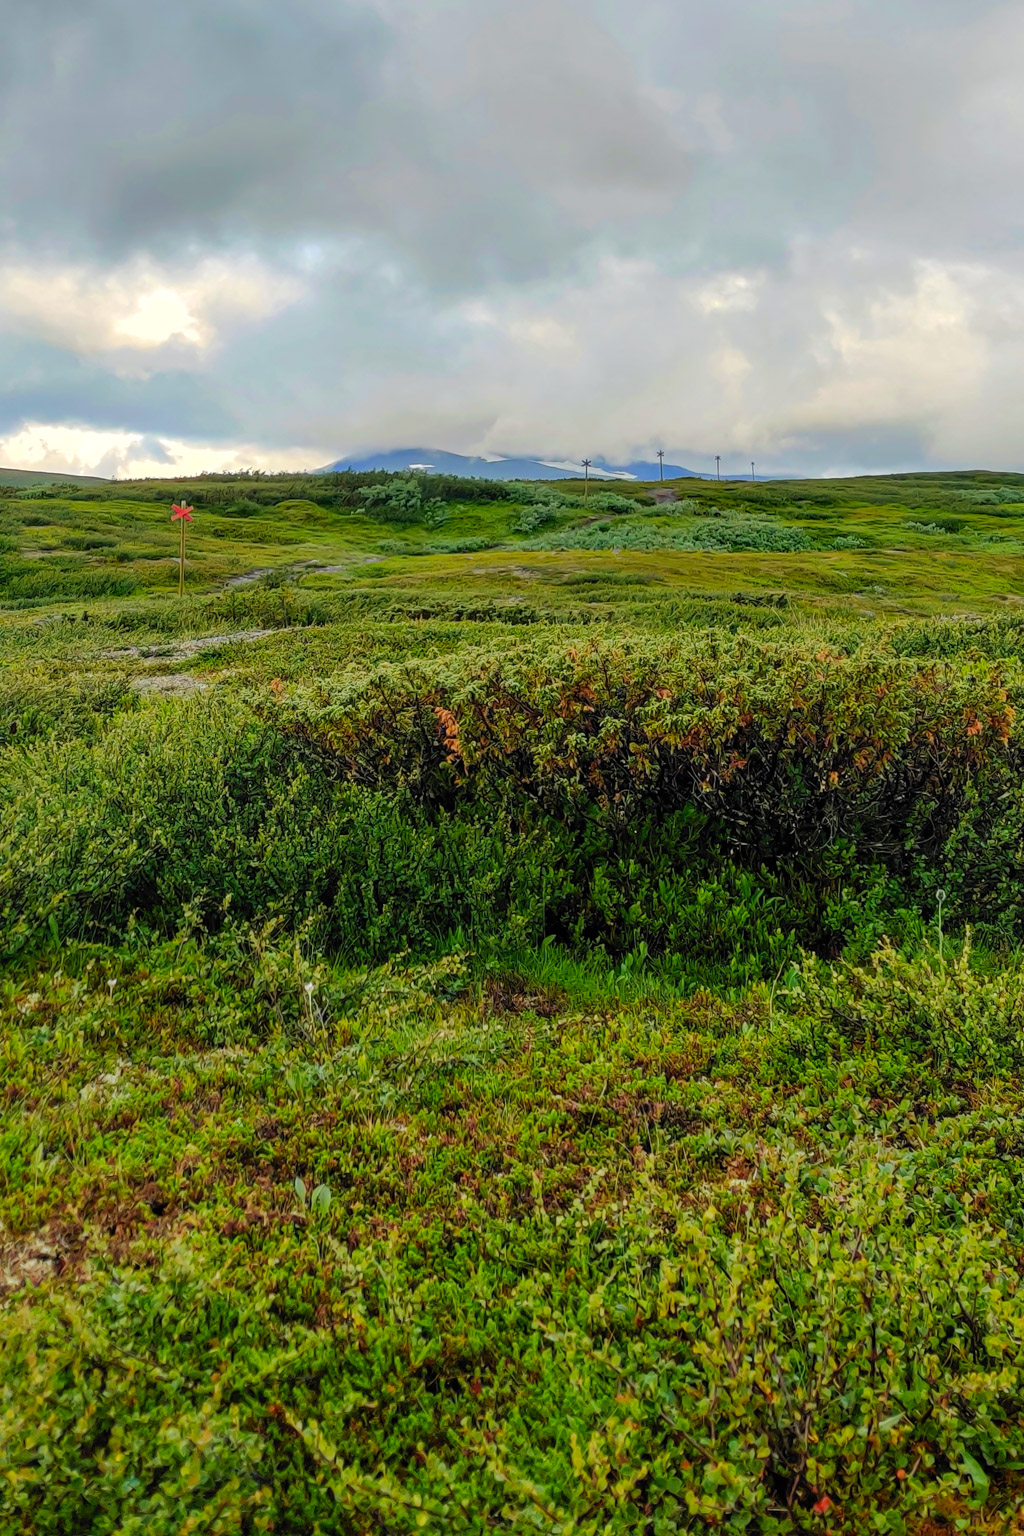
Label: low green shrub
xmin=525 ymin=518 xmax=812 ymax=553
xmin=781 ymin=938 xmax=1024 ymax=1087
xmin=3 ymin=1100 xmax=1022 ymax=1533
xmin=505 ymin=481 xmax=575 ymax=509
xmin=0 ymin=668 xmax=137 ymax=749
xmin=222 ymin=497 xmax=267 ymax=517
xmin=0 ymin=557 xmax=141 ymax=604
xmin=581 ymin=490 xmax=637 ymax=514
xmin=511 ymin=505 xmax=555 ymax=534
xmin=0 ymin=699 xmax=546 ymax=962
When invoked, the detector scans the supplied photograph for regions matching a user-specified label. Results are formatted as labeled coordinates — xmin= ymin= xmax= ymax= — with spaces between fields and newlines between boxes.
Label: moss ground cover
xmin=3 ymin=469 xmax=1024 ymax=1532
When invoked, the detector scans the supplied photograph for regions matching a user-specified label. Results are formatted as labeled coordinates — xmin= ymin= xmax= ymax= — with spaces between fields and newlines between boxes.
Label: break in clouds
xmin=2 ymin=0 xmax=1024 ymax=478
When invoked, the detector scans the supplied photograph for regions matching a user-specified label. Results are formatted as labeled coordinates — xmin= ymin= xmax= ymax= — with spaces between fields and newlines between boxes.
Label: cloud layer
xmin=2 ymin=0 xmax=1023 ymax=476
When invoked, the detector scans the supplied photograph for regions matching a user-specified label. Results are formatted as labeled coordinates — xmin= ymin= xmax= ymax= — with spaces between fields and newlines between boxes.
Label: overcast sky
xmin=2 ymin=0 xmax=1023 ymax=478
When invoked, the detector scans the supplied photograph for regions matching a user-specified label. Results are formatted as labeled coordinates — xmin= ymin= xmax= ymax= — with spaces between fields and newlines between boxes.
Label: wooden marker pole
xmin=171 ymin=503 xmax=194 ymax=596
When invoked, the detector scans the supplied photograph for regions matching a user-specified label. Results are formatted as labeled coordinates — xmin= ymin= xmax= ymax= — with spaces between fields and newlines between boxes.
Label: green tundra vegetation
xmin=4 ymin=466 xmax=1024 ymax=1533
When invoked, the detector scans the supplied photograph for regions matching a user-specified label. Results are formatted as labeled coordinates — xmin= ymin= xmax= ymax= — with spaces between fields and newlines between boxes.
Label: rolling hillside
xmin=0 ymin=465 xmax=109 ymax=488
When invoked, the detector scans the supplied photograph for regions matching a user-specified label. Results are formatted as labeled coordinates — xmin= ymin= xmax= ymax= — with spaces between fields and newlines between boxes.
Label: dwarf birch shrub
xmin=267 ymin=635 xmax=1017 ymax=864
xmin=500 ymin=1165 xmax=1024 ymax=1531
xmin=0 ymin=698 xmax=545 ymax=962
xmin=3 ymin=633 xmax=1023 ymax=969
xmin=525 ymin=518 xmax=812 ymax=553
xmin=779 ymin=936 xmax=1024 ymax=1090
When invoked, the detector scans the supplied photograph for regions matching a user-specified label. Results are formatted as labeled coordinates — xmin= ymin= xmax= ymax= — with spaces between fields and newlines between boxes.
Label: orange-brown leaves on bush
xmin=433 ymin=706 xmax=462 ymax=762
xmin=259 ymin=636 xmax=1022 ymax=857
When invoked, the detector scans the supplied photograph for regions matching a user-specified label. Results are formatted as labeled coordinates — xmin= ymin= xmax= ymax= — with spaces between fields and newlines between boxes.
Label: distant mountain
xmin=590 ymin=458 xmax=702 ymax=481
xmin=318 ymin=448 xmax=579 ymax=480
xmin=317 ymin=448 xmax=704 ymax=482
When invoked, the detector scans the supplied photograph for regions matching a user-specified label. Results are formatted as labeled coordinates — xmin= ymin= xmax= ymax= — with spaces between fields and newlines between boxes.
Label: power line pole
xmin=715 ymin=455 xmax=721 ymax=482
xmin=657 ymin=449 xmax=664 ymax=481
xmin=750 ymin=461 xmax=755 ymax=484
xmin=581 ymin=458 xmax=591 ymax=506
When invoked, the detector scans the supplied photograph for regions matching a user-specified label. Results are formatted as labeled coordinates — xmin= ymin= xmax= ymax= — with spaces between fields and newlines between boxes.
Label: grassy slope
xmin=0 ymin=465 xmax=109 ymax=487
xmin=3 ymin=470 xmax=1024 ymax=1531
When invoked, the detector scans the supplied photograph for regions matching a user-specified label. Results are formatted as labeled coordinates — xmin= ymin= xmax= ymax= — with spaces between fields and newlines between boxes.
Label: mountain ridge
xmin=317 ymin=447 xmax=703 ymax=481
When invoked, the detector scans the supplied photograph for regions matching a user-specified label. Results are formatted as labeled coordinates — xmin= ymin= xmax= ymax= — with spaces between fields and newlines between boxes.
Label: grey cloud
xmin=460 ymin=2 xmax=688 ymax=208
xmin=3 ymin=0 xmax=1024 ymax=471
xmin=0 ymin=335 xmax=237 ymax=439
xmin=765 ymin=423 xmax=934 ymax=478
xmin=4 ymin=0 xmax=1020 ymax=280
xmin=1 ymin=0 xmax=390 ymax=257
xmin=135 ymin=435 xmax=176 ymax=464
xmin=0 ymin=0 xmax=688 ymax=285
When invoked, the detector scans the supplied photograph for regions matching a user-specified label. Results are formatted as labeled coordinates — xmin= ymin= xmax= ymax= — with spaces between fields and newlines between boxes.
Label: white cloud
xmin=113 ymin=289 xmax=203 ymax=347
xmin=784 ymin=263 xmax=989 ymax=435
xmin=0 ymin=423 xmax=327 ymax=479
xmin=0 ymin=257 xmax=302 ymax=355
xmin=695 ymin=273 xmax=762 ymax=314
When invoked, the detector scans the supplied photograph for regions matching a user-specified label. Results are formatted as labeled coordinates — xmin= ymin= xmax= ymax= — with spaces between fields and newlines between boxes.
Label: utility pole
xmin=657 ymin=449 xmax=664 ymax=481
xmin=715 ymin=455 xmax=721 ymax=482
xmin=751 ymin=461 xmax=755 ymax=484
xmin=582 ymin=458 xmax=591 ymax=506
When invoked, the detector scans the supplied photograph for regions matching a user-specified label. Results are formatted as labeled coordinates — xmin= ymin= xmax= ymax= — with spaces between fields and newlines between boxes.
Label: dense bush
xmin=9 ymin=629 xmax=1010 ymax=963
xmin=3 ymin=627 xmax=1023 ymax=968
xmin=357 ymin=478 xmax=447 ymax=525
xmin=504 ymin=481 xmax=575 ymax=509
xmin=221 ymin=497 xmax=267 ymax=517
xmin=511 ymin=505 xmax=556 ymax=534
xmin=0 ymin=700 xmax=553 ymax=962
xmin=782 ymin=937 xmax=1024 ymax=1085
xmin=526 ymin=518 xmax=812 ymax=553
xmin=581 ymin=490 xmax=637 ymax=513
xmin=906 ymin=518 xmax=966 ymax=535
xmin=270 ymin=635 xmax=1015 ymax=851
xmin=251 ymin=635 xmax=1024 ymax=954
xmin=0 ymin=667 xmax=137 ymax=748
